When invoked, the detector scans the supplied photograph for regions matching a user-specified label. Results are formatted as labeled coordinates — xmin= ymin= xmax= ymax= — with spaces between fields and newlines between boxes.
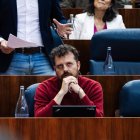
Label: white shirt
xmin=16 ymin=0 xmax=43 ymax=47
xmin=69 ymin=12 xmax=126 ymax=40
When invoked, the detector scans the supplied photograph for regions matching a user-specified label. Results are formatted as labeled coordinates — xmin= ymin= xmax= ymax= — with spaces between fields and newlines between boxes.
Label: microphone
xmin=69 ymin=14 xmax=74 ymax=29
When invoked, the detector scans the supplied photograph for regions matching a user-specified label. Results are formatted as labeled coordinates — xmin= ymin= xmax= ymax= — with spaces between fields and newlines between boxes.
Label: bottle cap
xmin=20 ymin=86 xmax=24 ymax=89
xmin=70 ymin=14 xmax=74 ymax=17
xmin=107 ymin=47 xmax=111 ymax=50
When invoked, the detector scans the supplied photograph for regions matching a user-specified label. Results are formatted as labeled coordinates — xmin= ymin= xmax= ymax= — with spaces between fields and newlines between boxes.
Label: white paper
xmin=7 ymin=34 xmax=38 ymax=48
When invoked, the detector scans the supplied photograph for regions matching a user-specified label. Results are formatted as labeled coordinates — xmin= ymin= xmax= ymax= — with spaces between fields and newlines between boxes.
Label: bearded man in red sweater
xmin=34 ymin=44 xmax=104 ymax=117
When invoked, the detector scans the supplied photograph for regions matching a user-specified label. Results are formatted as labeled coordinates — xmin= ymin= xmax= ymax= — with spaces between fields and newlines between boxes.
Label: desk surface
xmin=0 ymin=118 xmax=140 ymax=140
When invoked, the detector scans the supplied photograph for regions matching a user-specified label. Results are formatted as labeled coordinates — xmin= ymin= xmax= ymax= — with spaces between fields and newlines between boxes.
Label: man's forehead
xmin=55 ymin=52 xmax=75 ymax=60
xmin=54 ymin=52 xmax=75 ymax=64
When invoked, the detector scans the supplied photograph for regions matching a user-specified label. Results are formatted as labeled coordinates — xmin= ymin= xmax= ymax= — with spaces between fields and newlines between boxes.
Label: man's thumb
xmin=53 ymin=19 xmax=60 ymax=26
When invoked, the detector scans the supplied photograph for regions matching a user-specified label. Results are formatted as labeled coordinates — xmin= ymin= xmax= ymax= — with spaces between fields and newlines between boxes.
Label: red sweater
xmin=34 ymin=76 xmax=104 ymax=117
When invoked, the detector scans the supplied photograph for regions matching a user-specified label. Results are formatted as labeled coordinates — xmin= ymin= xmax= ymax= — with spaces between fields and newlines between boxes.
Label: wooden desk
xmin=62 ymin=8 xmax=83 ymax=18
xmin=0 ymin=118 xmax=140 ymax=140
xmin=0 ymin=75 xmax=140 ymax=117
xmin=119 ymin=8 xmax=140 ymax=28
xmin=64 ymin=40 xmax=90 ymax=74
xmin=62 ymin=8 xmax=140 ymax=28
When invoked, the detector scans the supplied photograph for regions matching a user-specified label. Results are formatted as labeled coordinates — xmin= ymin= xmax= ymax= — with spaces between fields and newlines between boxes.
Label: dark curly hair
xmin=86 ymin=0 xmax=118 ymax=22
xmin=50 ymin=44 xmax=79 ymax=66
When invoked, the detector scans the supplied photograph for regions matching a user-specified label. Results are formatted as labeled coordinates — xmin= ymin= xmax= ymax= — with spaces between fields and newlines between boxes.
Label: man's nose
xmin=63 ymin=65 xmax=68 ymax=71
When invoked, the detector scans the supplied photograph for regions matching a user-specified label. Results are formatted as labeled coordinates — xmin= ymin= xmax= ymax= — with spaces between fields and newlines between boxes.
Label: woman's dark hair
xmin=50 ymin=44 xmax=79 ymax=66
xmin=86 ymin=0 xmax=118 ymax=22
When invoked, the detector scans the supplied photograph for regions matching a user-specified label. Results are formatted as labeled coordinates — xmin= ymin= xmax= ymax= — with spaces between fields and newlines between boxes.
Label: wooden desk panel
xmin=62 ymin=8 xmax=140 ymax=28
xmin=0 ymin=76 xmax=140 ymax=117
xmin=0 ymin=118 xmax=140 ymax=140
xmin=119 ymin=8 xmax=140 ymax=28
xmin=62 ymin=8 xmax=83 ymax=19
xmin=64 ymin=40 xmax=90 ymax=74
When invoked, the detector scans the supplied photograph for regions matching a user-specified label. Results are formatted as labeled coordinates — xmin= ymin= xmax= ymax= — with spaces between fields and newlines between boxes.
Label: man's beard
xmin=61 ymin=72 xmax=73 ymax=80
xmin=60 ymin=71 xmax=79 ymax=81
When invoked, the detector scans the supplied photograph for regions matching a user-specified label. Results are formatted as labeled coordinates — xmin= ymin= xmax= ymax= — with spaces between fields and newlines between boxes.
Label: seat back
xmin=90 ymin=60 xmax=140 ymax=75
xmin=25 ymin=83 xmax=40 ymax=117
xmin=119 ymin=80 xmax=140 ymax=117
xmin=89 ymin=29 xmax=140 ymax=75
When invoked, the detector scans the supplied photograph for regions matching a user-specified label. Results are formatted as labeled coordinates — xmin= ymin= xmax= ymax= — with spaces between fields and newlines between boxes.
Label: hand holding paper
xmin=0 ymin=40 xmax=14 ymax=54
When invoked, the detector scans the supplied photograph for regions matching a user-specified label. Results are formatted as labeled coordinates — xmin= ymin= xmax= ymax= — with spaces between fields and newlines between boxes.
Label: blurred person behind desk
xmin=34 ymin=44 xmax=104 ymax=117
xmin=69 ymin=0 xmax=126 ymax=39
xmin=60 ymin=0 xmax=90 ymax=8
xmin=0 ymin=0 xmax=72 ymax=75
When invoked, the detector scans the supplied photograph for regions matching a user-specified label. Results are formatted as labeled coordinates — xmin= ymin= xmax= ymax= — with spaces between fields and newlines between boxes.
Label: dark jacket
xmin=0 ymin=0 xmax=66 ymax=72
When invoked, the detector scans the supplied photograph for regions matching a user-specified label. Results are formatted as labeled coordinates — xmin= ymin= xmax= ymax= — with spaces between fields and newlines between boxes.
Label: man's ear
xmin=77 ymin=61 xmax=80 ymax=71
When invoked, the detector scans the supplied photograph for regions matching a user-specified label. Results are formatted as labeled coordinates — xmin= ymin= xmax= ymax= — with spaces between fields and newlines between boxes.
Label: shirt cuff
xmin=0 ymin=37 xmax=4 ymax=43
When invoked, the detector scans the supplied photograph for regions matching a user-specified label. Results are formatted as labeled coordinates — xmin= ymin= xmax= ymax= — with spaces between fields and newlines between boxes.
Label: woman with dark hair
xmin=70 ymin=0 xmax=125 ymax=39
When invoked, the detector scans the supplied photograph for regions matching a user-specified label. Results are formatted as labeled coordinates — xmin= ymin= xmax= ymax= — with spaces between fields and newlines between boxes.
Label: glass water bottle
xmin=15 ymin=86 xmax=29 ymax=117
xmin=103 ymin=47 xmax=115 ymax=75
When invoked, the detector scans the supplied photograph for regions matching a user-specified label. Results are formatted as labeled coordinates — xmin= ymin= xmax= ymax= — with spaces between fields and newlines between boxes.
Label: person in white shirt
xmin=0 ymin=0 xmax=72 ymax=75
xmin=70 ymin=0 xmax=126 ymax=39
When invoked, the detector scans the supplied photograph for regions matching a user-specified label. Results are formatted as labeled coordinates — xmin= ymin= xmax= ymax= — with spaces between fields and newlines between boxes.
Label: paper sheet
xmin=7 ymin=34 xmax=38 ymax=48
